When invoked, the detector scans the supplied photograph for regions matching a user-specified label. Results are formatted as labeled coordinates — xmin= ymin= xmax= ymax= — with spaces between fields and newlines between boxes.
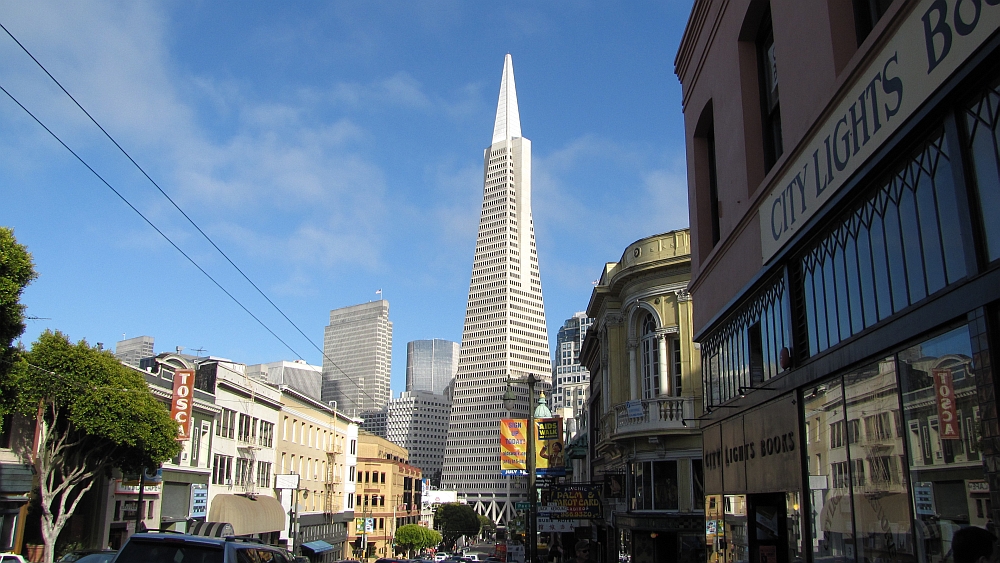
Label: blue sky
xmin=0 ymin=1 xmax=693 ymax=394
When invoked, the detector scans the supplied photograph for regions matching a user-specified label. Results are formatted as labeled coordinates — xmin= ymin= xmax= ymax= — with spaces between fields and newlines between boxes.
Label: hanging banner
xmin=933 ymin=368 xmax=960 ymax=439
xmin=536 ymin=417 xmax=565 ymax=477
xmin=170 ymin=369 xmax=196 ymax=440
xmin=500 ymin=419 xmax=528 ymax=475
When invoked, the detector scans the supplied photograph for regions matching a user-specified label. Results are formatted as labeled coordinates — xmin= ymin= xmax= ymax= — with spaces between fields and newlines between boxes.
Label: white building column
xmin=657 ymin=333 xmax=670 ymax=396
xmin=628 ymin=338 xmax=639 ymax=400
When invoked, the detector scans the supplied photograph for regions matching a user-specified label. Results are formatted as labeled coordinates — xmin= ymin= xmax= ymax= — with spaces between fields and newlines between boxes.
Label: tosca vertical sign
xmin=170 ymin=369 xmax=196 ymax=440
xmin=933 ymin=368 xmax=960 ymax=439
xmin=760 ymin=0 xmax=1000 ymax=262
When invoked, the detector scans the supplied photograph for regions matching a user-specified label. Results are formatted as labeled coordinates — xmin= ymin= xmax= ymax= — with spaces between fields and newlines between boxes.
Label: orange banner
xmin=500 ymin=419 xmax=527 ymax=475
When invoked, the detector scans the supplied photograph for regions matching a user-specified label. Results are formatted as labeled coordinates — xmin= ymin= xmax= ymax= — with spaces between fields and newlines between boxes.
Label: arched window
xmin=641 ymin=313 xmax=660 ymax=398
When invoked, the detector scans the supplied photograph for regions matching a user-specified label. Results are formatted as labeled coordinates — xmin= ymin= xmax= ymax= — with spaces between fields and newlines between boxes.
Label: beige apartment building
xmin=276 ymin=386 xmax=359 ymax=562
xmin=349 ymin=432 xmax=422 ymax=561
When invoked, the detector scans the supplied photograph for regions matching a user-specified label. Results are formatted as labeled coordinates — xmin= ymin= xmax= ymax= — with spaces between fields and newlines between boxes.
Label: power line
xmin=0 ymin=81 xmax=308 ymax=381
xmin=0 ymin=23 xmax=380 ymax=413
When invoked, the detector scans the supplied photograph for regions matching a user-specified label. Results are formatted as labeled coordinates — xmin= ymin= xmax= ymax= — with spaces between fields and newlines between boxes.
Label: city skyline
xmin=0 ymin=2 xmax=693 ymax=394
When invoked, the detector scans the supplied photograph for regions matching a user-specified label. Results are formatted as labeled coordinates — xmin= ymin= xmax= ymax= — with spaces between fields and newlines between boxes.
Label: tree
xmin=394 ymin=524 xmax=441 ymax=558
xmin=477 ymin=514 xmax=495 ymax=539
xmin=8 ymin=331 xmax=182 ymax=563
xmin=434 ymin=503 xmax=481 ymax=549
xmin=0 ymin=227 xmax=36 ymax=411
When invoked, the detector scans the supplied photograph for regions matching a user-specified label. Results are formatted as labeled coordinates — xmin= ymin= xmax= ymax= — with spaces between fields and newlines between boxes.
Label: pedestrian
xmin=953 ymin=526 xmax=996 ymax=563
xmin=573 ymin=541 xmax=591 ymax=563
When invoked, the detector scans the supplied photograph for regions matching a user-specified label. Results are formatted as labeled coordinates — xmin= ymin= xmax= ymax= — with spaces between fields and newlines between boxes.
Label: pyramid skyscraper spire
xmin=492 ymin=54 xmax=522 ymax=144
xmin=441 ymin=55 xmax=551 ymax=524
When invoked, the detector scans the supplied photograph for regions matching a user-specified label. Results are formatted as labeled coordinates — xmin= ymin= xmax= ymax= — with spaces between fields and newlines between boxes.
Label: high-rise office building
xmin=114 ymin=336 xmax=154 ymax=367
xmin=552 ymin=312 xmax=593 ymax=436
xmin=386 ymin=390 xmax=452 ymax=487
xmin=246 ymin=360 xmax=323 ymax=403
xmin=441 ymin=54 xmax=552 ymax=523
xmin=321 ymin=301 xmax=392 ymax=418
xmin=405 ymin=339 xmax=459 ymax=395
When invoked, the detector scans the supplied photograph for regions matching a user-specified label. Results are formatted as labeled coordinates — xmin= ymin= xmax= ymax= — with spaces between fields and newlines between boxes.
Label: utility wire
xmin=0 ymin=82 xmax=308 ymax=376
xmin=0 ymin=23 xmax=378 ymax=413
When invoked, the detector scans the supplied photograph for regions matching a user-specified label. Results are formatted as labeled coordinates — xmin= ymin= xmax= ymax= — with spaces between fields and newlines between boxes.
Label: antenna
xmin=192 ymin=347 xmax=208 ymax=357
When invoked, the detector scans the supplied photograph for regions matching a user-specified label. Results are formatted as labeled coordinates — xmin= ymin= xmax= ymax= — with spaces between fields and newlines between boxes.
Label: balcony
xmin=602 ymin=396 xmax=695 ymax=440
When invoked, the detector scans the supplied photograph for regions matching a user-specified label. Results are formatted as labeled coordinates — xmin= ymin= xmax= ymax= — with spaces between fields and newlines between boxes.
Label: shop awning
xmin=300 ymin=541 xmax=335 ymax=554
xmin=207 ymin=494 xmax=285 ymax=535
xmin=188 ymin=521 xmax=236 ymax=537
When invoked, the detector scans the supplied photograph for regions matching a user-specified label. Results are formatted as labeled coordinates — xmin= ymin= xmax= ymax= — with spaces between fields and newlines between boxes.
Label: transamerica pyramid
xmin=440 ymin=54 xmax=552 ymax=524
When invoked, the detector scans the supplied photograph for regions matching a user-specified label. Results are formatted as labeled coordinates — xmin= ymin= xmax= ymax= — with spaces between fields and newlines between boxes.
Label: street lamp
xmin=503 ymin=374 xmax=542 ymax=563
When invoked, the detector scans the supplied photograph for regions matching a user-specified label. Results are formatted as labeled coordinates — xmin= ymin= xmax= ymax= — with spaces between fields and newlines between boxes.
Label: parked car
xmin=59 ymin=551 xmax=117 ymax=563
xmin=114 ymin=531 xmax=293 ymax=563
xmin=1 ymin=553 xmax=27 ymax=563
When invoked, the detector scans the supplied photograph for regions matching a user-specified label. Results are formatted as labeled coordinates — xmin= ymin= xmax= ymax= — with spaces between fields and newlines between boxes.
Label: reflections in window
xmin=964 ymin=74 xmax=1000 ymax=262
xmin=900 ymin=325 xmax=987 ymax=561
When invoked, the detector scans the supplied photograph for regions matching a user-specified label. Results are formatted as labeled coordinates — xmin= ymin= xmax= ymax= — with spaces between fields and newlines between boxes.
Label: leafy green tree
xmin=9 ymin=331 xmax=182 ymax=563
xmin=477 ymin=514 xmax=495 ymax=539
xmin=434 ymin=503 xmax=481 ymax=549
xmin=394 ymin=524 xmax=441 ymax=557
xmin=0 ymin=227 xmax=36 ymax=412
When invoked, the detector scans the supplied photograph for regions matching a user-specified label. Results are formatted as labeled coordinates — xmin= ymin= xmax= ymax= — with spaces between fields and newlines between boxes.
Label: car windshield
xmin=74 ymin=554 xmax=116 ymax=563
xmin=115 ymin=541 xmax=223 ymax=563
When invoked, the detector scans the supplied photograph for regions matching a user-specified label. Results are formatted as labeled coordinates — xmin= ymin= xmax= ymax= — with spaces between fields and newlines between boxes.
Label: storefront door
xmin=748 ymin=493 xmax=788 ymax=563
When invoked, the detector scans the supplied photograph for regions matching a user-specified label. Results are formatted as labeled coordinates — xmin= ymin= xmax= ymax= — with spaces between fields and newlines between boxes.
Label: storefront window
xmin=630 ymin=460 xmax=679 ymax=510
xmin=800 ymin=131 xmax=965 ymax=357
xmin=964 ymin=74 xmax=1000 ymax=262
xmin=805 ymin=377 xmax=857 ymax=563
xmin=843 ymin=358 xmax=915 ymax=562
xmin=900 ymin=325 xmax=985 ymax=563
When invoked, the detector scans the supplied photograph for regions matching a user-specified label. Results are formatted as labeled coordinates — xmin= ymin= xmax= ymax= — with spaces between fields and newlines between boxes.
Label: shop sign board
xmin=626 ymin=400 xmax=644 ymax=418
xmin=760 ymin=0 xmax=1000 ymax=262
xmin=703 ymin=393 xmax=799 ymax=494
xmin=189 ymin=483 xmax=208 ymax=518
xmin=743 ymin=394 xmax=800 ymax=493
xmin=914 ymin=482 xmax=936 ymax=515
xmin=721 ymin=416 xmax=747 ymax=493
xmin=170 ymin=369 xmax=196 ymax=440
xmin=933 ymin=368 xmax=960 ymax=439
xmin=549 ymin=484 xmax=602 ymax=519
xmin=703 ymin=424 xmax=724 ymax=494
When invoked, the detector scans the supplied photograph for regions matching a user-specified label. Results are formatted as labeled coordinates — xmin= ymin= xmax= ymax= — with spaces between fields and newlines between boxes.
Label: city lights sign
xmin=760 ymin=0 xmax=1000 ymax=262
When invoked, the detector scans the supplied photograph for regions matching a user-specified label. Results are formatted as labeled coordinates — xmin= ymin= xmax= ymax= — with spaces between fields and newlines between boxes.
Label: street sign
xmin=515 ymin=502 xmax=530 ymax=510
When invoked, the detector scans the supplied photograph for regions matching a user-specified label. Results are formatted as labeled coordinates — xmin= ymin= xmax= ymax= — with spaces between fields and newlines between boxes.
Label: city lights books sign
xmin=759 ymin=0 xmax=1000 ymax=262
xmin=500 ymin=418 xmax=565 ymax=476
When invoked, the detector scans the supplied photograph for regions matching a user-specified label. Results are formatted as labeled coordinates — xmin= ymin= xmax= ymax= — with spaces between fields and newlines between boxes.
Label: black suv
xmin=114 ymin=532 xmax=293 ymax=563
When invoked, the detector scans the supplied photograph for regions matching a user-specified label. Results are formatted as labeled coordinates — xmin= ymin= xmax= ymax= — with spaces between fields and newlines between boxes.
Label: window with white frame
xmin=641 ymin=313 xmax=660 ymax=398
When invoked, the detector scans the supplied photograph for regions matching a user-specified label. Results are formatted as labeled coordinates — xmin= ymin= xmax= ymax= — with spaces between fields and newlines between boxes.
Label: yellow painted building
xmin=276 ymin=387 xmax=360 ymax=561
xmin=580 ymin=228 xmax=704 ymax=562
xmin=348 ymin=431 xmax=422 ymax=561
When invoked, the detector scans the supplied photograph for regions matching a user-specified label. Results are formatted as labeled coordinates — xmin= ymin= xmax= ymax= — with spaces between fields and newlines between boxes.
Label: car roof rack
xmin=223 ymin=536 xmax=265 ymax=544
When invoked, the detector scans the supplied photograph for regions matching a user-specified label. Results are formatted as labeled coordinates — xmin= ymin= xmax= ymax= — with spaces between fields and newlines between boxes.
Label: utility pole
xmin=503 ymin=374 xmax=541 ymax=563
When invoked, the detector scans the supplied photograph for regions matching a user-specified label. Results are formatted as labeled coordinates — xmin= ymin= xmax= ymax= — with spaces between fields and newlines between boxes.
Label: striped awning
xmin=188 ymin=521 xmax=235 ymax=537
xmin=207 ymin=494 xmax=286 ymax=535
